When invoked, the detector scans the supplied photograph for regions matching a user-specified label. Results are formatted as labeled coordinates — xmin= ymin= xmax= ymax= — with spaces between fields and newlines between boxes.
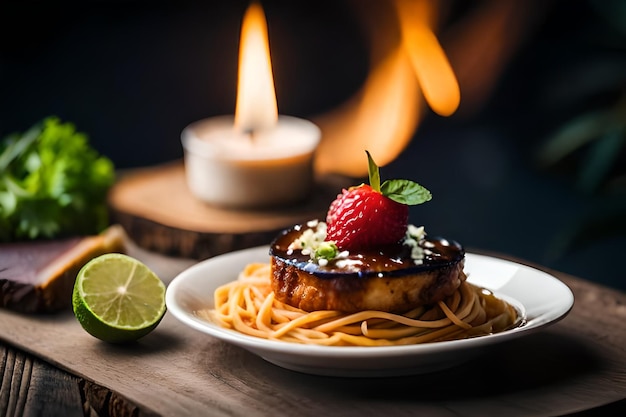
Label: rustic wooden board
xmin=108 ymin=162 xmax=352 ymax=259
xmin=0 ymin=343 xmax=160 ymax=417
xmin=0 ymin=241 xmax=625 ymax=417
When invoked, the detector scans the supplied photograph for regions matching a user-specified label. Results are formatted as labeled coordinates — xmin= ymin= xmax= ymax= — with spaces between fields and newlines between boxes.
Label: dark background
xmin=1 ymin=0 xmax=624 ymax=290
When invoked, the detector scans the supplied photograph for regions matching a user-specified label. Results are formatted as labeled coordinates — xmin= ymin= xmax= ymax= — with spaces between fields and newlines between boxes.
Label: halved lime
xmin=72 ymin=253 xmax=166 ymax=343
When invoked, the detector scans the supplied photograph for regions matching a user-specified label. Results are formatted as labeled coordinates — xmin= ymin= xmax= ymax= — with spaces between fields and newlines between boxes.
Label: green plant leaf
xmin=536 ymin=109 xmax=618 ymax=167
xmin=546 ymin=195 xmax=626 ymax=260
xmin=381 ymin=179 xmax=432 ymax=205
xmin=577 ymin=129 xmax=625 ymax=192
xmin=366 ymin=150 xmax=381 ymax=192
xmin=0 ymin=117 xmax=115 ymax=241
xmin=0 ymin=123 xmax=42 ymax=173
xmin=364 ymin=149 xmax=432 ymax=205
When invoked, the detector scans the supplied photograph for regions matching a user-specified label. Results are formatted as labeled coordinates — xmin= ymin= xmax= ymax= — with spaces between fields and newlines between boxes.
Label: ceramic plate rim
xmin=165 ymin=246 xmax=574 ymax=369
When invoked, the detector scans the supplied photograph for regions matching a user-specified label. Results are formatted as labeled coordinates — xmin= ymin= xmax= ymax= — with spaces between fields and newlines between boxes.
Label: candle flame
xmin=235 ymin=2 xmax=278 ymax=133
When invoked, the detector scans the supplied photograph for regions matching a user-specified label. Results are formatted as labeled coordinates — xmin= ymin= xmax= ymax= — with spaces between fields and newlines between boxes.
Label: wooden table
xmin=1 ymin=243 xmax=625 ymax=417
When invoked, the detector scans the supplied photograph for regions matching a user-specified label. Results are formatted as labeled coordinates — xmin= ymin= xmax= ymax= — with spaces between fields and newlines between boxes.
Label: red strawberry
xmin=326 ymin=184 xmax=408 ymax=250
xmin=325 ymin=151 xmax=432 ymax=251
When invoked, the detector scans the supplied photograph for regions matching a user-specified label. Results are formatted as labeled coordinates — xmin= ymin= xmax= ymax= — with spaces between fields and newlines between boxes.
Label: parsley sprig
xmin=0 ymin=117 xmax=115 ymax=241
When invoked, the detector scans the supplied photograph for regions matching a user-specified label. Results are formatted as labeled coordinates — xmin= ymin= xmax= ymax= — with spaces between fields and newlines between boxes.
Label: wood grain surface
xmin=1 ymin=346 xmax=83 ymax=417
xmin=1 ymin=344 xmax=164 ymax=417
xmin=108 ymin=162 xmax=352 ymax=259
xmin=0 ymin=240 xmax=625 ymax=417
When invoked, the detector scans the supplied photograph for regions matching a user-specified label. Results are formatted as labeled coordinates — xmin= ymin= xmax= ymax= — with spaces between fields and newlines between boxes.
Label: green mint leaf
xmin=366 ymin=150 xmax=381 ymax=192
xmin=363 ymin=149 xmax=432 ymax=205
xmin=381 ymin=179 xmax=432 ymax=205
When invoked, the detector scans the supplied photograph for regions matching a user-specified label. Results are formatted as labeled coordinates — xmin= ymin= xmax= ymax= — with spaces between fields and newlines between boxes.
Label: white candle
xmin=182 ymin=115 xmax=320 ymax=208
xmin=181 ymin=2 xmax=321 ymax=209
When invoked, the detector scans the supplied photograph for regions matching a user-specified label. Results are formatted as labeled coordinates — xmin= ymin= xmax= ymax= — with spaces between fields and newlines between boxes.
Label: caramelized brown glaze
xmin=269 ymin=223 xmax=466 ymax=313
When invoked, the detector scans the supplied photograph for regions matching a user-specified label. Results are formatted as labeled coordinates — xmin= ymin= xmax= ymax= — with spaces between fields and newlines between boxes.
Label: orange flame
xmin=314 ymin=48 xmax=421 ymax=177
xmin=234 ymin=2 xmax=278 ymax=133
xmin=395 ymin=0 xmax=460 ymax=117
xmin=314 ymin=0 xmax=460 ymax=177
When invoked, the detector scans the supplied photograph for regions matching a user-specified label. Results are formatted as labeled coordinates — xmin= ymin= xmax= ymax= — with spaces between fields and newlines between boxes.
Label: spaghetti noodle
xmin=200 ymin=263 xmax=520 ymax=346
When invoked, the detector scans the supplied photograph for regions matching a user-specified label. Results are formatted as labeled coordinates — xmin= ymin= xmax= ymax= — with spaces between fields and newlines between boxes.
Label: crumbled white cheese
xmin=403 ymin=224 xmax=427 ymax=264
xmin=288 ymin=221 xmax=328 ymax=252
xmin=306 ymin=219 xmax=319 ymax=228
xmin=335 ymin=258 xmax=363 ymax=269
xmin=289 ymin=221 xmax=348 ymax=264
xmin=288 ymin=221 xmax=428 ymax=266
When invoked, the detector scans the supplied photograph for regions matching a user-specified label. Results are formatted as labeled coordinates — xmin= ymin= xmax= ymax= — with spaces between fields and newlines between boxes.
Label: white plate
xmin=166 ymin=246 xmax=574 ymax=377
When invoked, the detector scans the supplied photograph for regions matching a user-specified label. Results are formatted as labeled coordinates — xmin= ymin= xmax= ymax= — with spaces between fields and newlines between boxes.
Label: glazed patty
xmin=269 ymin=224 xmax=466 ymax=313
xmin=270 ymin=255 xmax=466 ymax=313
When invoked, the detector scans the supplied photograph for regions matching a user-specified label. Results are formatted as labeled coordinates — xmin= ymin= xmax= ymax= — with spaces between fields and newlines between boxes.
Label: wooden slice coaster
xmin=108 ymin=161 xmax=352 ymax=259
